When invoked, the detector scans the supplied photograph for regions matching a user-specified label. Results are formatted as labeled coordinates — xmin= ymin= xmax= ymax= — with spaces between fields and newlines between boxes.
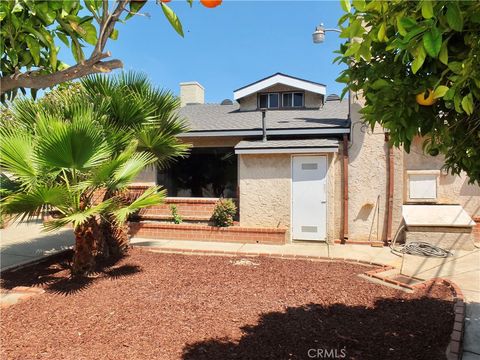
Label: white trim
xmin=234 ymin=74 xmax=326 ymax=100
xmin=180 ymin=128 xmax=350 ymax=138
xmin=235 ymin=147 xmax=338 ymax=155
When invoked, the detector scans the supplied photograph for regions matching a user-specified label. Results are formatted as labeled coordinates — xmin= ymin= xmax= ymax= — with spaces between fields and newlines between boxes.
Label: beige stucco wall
xmin=238 ymin=84 xmax=323 ymax=111
xmin=133 ymin=166 xmax=156 ymax=186
xmin=180 ymin=82 xmax=204 ymax=107
xmin=347 ymin=100 xmax=404 ymax=243
xmin=238 ymin=152 xmax=341 ymax=243
xmin=404 ymin=137 xmax=480 ymax=217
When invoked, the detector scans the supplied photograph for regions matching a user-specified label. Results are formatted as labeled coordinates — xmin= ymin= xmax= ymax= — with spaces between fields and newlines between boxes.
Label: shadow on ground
xmin=0 ymin=251 xmax=142 ymax=296
xmin=182 ymin=298 xmax=454 ymax=360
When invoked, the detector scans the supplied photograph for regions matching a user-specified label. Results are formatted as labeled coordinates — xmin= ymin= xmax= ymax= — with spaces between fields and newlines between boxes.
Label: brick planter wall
xmin=128 ymin=186 xmax=236 ymax=222
xmin=128 ymin=222 xmax=286 ymax=244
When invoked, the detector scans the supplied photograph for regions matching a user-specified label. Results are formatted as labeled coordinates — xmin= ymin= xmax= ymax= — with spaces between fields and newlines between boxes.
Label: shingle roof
xmin=179 ymin=100 xmax=349 ymax=133
xmin=235 ymin=138 xmax=339 ymax=150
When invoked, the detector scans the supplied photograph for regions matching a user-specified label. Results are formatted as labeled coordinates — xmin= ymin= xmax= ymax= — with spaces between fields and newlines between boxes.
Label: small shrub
xmin=210 ymin=199 xmax=236 ymax=227
xmin=170 ymin=204 xmax=182 ymax=224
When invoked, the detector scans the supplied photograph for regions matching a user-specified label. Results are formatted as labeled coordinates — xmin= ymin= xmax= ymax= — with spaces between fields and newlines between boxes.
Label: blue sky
xmin=66 ymin=1 xmax=347 ymax=103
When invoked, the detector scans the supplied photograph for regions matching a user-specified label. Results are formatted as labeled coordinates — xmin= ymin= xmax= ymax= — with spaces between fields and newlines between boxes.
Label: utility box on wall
xmin=406 ymin=170 xmax=440 ymax=203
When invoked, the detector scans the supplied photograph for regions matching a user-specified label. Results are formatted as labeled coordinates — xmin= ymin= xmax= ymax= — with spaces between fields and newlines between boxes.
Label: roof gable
xmin=233 ymin=73 xmax=326 ymax=101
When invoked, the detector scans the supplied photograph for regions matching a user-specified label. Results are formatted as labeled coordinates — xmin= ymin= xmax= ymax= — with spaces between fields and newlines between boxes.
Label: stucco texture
xmin=347 ymin=101 xmax=404 ymax=242
xmin=404 ymin=137 xmax=480 ymax=217
xmin=238 ymin=153 xmax=340 ymax=243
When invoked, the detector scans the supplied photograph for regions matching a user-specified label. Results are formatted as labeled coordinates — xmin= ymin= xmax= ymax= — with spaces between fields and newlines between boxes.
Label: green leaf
xmin=421 ymin=1 xmax=434 ymax=19
xmin=411 ymin=45 xmax=426 ymax=74
xmin=439 ymin=40 xmax=448 ymax=65
xmin=126 ymin=0 xmax=147 ymax=20
xmin=461 ymin=94 xmax=474 ymax=115
xmin=396 ymin=16 xmax=407 ymax=36
xmin=377 ymin=22 xmax=387 ymax=41
xmin=71 ymin=39 xmax=84 ymax=64
xmin=352 ymin=0 xmax=365 ymax=11
xmin=446 ymin=3 xmax=463 ymax=31
xmin=109 ymin=28 xmax=118 ymax=40
xmin=11 ymin=2 xmax=23 ymax=13
xmin=433 ymin=85 xmax=449 ymax=99
xmin=161 ymin=3 xmax=184 ymax=37
xmin=0 ymin=11 xmax=6 ymax=21
xmin=371 ymin=79 xmax=390 ymax=90
xmin=57 ymin=31 xmax=69 ymax=47
xmin=25 ymin=35 xmax=40 ymax=65
xmin=80 ymin=22 xmax=97 ymax=45
xmin=448 ymin=61 xmax=463 ymax=74
xmin=422 ymin=27 xmax=441 ymax=58
xmin=340 ymin=0 xmax=351 ymax=12
xmin=399 ymin=17 xmax=416 ymax=30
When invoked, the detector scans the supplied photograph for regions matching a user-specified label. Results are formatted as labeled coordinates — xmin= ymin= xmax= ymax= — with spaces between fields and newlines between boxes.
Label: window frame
xmin=258 ymin=91 xmax=305 ymax=109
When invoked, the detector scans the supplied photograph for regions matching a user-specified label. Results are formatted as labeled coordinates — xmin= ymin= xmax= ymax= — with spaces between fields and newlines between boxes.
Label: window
xmin=258 ymin=93 xmax=279 ymax=109
xmin=282 ymin=92 xmax=304 ymax=108
xmin=268 ymin=93 xmax=279 ymax=108
xmin=259 ymin=92 xmax=304 ymax=109
xmin=157 ymin=148 xmax=237 ymax=198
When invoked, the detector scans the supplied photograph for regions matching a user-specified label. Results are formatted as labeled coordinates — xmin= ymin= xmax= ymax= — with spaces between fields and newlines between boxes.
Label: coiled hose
xmin=390 ymin=225 xmax=453 ymax=258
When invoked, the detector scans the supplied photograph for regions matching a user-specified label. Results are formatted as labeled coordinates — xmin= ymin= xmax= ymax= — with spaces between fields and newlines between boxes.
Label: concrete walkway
xmin=131 ymin=237 xmax=480 ymax=359
xmin=0 ymin=219 xmax=74 ymax=271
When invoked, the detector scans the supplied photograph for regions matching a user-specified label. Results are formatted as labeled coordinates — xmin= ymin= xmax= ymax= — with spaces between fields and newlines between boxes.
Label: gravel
xmin=1 ymin=248 xmax=454 ymax=360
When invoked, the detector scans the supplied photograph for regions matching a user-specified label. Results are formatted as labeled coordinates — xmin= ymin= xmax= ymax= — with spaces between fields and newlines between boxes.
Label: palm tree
xmin=0 ymin=102 xmax=165 ymax=275
xmin=2 ymin=72 xmax=190 ymax=259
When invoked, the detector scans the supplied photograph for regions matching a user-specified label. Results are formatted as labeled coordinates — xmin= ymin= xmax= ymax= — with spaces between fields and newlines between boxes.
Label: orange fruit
xmin=416 ymin=89 xmax=436 ymax=106
xmin=161 ymin=0 xmax=171 ymax=2
xmin=200 ymin=0 xmax=222 ymax=8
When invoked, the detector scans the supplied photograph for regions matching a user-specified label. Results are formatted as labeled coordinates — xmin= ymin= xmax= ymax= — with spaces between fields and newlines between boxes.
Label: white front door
xmin=292 ymin=155 xmax=327 ymax=241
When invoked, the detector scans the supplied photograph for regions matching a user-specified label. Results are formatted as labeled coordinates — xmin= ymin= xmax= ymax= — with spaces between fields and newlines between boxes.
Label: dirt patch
xmin=1 ymin=248 xmax=454 ymax=360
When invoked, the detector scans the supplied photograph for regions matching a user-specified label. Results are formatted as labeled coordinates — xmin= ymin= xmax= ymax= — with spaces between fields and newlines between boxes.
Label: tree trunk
xmin=100 ymin=216 xmax=129 ymax=258
xmin=72 ymin=220 xmax=97 ymax=276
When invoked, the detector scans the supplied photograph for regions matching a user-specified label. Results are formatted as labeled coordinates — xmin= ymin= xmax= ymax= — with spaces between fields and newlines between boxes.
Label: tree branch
xmin=0 ymin=54 xmax=123 ymax=94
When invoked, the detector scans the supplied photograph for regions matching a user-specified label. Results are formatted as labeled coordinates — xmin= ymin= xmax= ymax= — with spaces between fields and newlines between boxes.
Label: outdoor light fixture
xmin=312 ymin=23 xmax=341 ymax=44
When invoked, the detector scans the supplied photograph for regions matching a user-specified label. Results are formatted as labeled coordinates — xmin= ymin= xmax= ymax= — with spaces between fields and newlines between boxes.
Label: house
xmin=130 ymin=73 xmax=480 ymax=249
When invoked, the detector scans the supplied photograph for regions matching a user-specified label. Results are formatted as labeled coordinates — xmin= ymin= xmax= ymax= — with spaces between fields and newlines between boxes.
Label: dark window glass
xmin=294 ymin=92 xmax=304 ymax=107
xmin=157 ymin=148 xmax=237 ymax=198
xmin=268 ymin=93 xmax=279 ymax=108
xmin=259 ymin=94 xmax=268 ymax=109
xmin=283 ymin=93 xmax=292 ymax=107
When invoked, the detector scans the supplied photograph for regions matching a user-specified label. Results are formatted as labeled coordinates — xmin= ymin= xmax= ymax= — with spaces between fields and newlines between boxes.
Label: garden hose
xmin=390 ymin=225 xmax=453 ymax=258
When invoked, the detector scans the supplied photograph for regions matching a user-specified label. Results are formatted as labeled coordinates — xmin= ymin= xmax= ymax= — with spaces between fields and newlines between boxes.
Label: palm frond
xmin=1 ymin=185 xmax=71 ymax=222
xmin=35 ymin=108 xmax=112 ymax=171
xmin=43 ymin=198 xmax=115 ymax=232
xmin=0 ymin=127 xmax=38 ymax=189
xmin=112 ymin=186 xmax=165 ymax=224
xmin=110 ymin=151 xmax=157 ymax=190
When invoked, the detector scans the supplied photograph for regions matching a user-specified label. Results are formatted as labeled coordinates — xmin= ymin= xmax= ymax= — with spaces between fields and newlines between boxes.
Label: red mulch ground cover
xmin=1 ymin=248 xmax=454 ymax=360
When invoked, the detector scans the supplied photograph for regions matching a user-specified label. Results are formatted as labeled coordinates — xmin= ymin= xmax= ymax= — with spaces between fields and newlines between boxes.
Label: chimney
xmin=180 ymin=82 xmax=205 ymax=107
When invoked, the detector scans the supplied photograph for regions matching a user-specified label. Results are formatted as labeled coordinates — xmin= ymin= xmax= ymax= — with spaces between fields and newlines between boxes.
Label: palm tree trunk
xmin=100 ymin=215 xmax=129 ymax=257
xmin=72 ymin=220 xmax=97 ymax=276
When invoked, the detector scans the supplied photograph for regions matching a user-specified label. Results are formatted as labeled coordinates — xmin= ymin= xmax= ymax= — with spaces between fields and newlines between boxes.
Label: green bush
xmin=170 ymin=204 xmax=182 ymax=224
xmin=210 ymin=199 xmax=236 ymax=227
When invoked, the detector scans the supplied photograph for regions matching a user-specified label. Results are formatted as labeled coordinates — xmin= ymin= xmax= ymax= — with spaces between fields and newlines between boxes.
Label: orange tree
xmin=0 ymin=0 xmax=222 ymax=100
xmin=335 ymin=0 xmax=480 ymax=183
